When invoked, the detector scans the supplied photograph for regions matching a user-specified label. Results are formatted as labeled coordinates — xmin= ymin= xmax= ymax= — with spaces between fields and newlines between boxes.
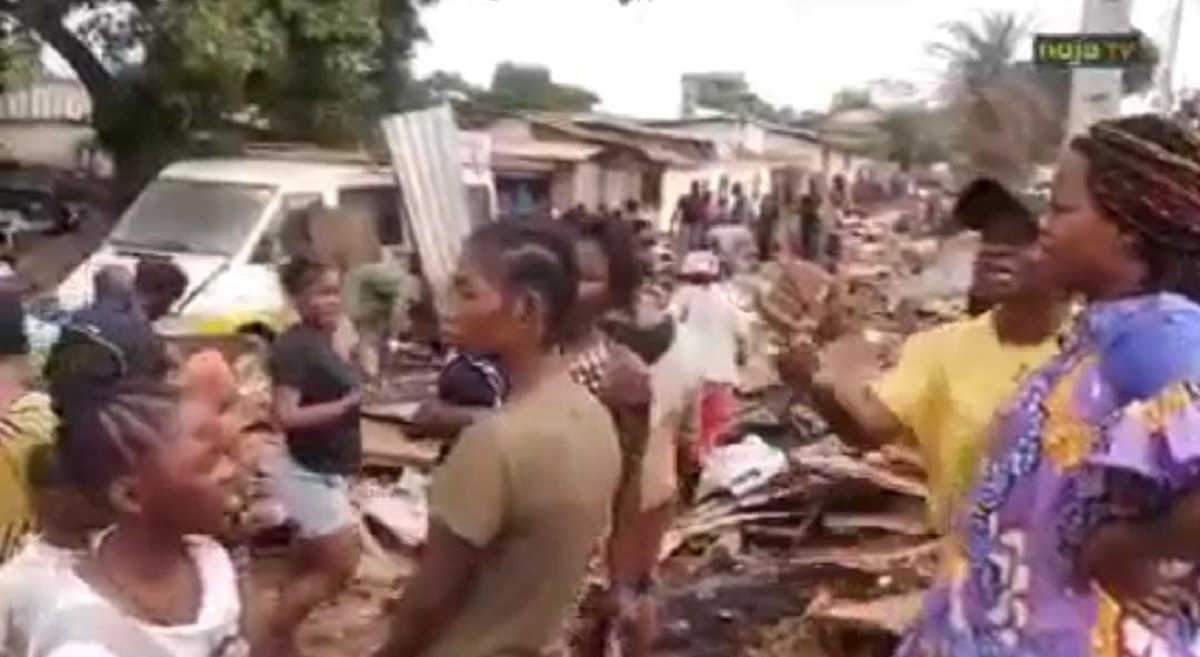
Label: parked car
xmin=0 ymin=183 xmax=82 ymax=248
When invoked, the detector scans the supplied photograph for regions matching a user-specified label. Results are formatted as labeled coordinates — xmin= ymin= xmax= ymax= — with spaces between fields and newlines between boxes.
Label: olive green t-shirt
xmin=425 ymin=372 xmax=621 ymax=657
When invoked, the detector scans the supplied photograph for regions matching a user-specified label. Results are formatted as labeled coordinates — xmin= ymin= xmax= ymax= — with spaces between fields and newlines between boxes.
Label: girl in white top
xmin=0 ymin=443 xmax=109 ymax=657
xmin=29 ymin=375 xmax=245 ymax=657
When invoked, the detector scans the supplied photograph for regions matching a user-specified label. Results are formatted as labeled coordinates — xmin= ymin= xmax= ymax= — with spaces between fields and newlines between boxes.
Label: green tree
xmin=3 ymin=0 xmax=379 ymax=198
xmin=408 ymin=63 xmax=601 ymax=112
xmin=829 ymin=88 xmax=873 ymax=112
xmin=929 ymin=12 xmax=1028 ymax=92
xmin=929 ymin=12 xmax=1059 ymax=185
xmin=878 ymin=106 xmax=951 ymax=171
xmin=929 ymin=11 xmax=1159 ymax=185
xmin=8 ymin=0 xmax=633 ymax=197
xmin=484 ymin=62 xmax=599 ymax=112
xmin=0 ymin=17 xmax=36 ymax=91
xmin=686 ymin=73 xmax=782 ymax=120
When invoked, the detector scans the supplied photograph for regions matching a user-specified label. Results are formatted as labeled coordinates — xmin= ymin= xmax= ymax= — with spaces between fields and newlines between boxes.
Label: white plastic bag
xmin=696 ymin=434 xmax=788 ymax=500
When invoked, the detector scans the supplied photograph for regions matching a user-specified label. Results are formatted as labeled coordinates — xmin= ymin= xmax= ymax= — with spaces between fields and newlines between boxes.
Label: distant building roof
xmin=491 ymin=140 xmax=604 ymax=162
xmin=0 ymin=79 xmax=91 ymax=123
xmin=646 ymin=114 xmax=821 ymax=143
xmin=457 ymin=108 xmax=710 ymax=167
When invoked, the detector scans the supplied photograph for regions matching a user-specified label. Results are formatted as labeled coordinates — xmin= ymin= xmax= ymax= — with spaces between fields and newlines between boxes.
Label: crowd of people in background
xmin=1 ymin=112 xmax=1200 ymax=657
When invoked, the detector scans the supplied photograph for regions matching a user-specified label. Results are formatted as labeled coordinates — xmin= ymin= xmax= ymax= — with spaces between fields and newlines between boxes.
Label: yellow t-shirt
xmin=872 ymin=311 xmax=1060 ymax=533
xmin=0 ymin=392 xmax=56 ymax=563
xmin=425 ymin=372 xmax=621 ymax=657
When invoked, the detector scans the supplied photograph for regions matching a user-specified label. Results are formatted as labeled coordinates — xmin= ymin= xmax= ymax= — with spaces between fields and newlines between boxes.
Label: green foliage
xmin=5 ymin=0 xmax=384 ymax=195
xmin=929 ymin=12 xmax=1028 ymax=92
xmin=877 ymin=106 xmax=951 ymax=170
xmin=684 ymin=73 xmax=783 ymax=120
xmin=829 ymin=88 xmax=872 ymax=112
xmin=484 ymin=62 xmax=598 ymax=112
xmin=409 ymin=62 xmax=601 ymax=112
xmin=4 ymin=0 xmax=618 ymax=193
xmin=0 ymin=18 xmax=37 ymax=92
xmin=928 ymin=11 xmax=1160 ymax=184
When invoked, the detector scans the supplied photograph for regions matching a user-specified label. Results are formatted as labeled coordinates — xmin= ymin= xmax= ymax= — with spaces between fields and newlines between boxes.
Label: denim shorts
xmin=267 ymin=453 xmax=355 ymax=539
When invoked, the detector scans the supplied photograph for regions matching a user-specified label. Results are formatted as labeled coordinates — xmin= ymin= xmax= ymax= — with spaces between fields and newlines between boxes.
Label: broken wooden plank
xmin=792 ymin=452 xmax=929 ymax=500
xmin=822 ymin=511 xmax=931 ymax=537
xmin=806 ymin=590 xmax=925 ymax=636
xmin=787 ymin=539 xmax=939 ymax=575
xmin=361 ymin=401 xmax=422 ymax=424
xmin=361 ymin=418 xmax=441 ymax=470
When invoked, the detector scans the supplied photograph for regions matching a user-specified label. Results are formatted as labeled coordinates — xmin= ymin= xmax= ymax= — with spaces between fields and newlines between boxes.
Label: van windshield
xmin=108 ymin=179 xmax=276 ymax=256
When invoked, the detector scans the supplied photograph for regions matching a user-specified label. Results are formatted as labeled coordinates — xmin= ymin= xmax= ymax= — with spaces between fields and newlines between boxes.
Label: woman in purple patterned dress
xmin=898 ymin=115 xmax=1200 ymax=657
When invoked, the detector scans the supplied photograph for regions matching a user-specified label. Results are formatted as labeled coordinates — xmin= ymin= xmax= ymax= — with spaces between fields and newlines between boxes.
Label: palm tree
xmin=929 ymin=12 xmax=1030 ymax=93
xmin=928 ymin=11 xmax=1055 ymax=187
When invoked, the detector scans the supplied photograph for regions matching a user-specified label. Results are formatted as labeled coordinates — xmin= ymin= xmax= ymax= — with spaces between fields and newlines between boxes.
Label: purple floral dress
xmin=898 ymin=293 xmax=1200 ymax=657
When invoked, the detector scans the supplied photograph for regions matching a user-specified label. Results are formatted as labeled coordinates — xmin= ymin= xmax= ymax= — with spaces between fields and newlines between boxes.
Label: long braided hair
xmin=1070 ymin=115 xmax=1200 ymax=302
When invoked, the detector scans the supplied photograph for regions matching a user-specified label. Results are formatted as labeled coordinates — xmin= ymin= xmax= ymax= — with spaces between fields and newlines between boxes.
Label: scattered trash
xmin=696 ymin=434 xmax=789 ymax=500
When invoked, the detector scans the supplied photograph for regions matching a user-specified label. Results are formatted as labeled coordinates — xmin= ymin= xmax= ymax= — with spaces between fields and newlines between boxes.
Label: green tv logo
xmin=1033 ymin=33 xmax=1143 ymax=68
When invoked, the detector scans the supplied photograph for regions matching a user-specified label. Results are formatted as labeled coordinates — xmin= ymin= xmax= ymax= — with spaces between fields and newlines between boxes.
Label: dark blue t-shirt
xmin=269 ymin=324 xmax=361 ymax=475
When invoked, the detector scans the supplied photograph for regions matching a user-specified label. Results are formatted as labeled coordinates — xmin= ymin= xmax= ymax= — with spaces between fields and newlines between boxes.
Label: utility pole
xmin=1154 ymin=0 xmax=1186 ymax=115
xmin=1066 ymin=0 xmax=1134 ymax=137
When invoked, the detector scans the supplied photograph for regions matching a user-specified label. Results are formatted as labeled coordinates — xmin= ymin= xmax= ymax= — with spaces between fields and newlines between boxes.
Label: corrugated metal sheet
xmin=0 ymin=81 xmax=91 ymax=123
xmin=381 ymin=105 xmax=480 ymax=296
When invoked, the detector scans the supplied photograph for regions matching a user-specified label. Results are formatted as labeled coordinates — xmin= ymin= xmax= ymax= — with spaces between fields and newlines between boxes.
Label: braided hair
xmin=1071 ymin=115 xmax=1200 ymax=302
xmin=465 ymin=220 xmax=579 ymax=347
xmin=50 ymin=374 xmax=179 ymax=492
xmin=575 ymin=214 xmax=644 ymax=312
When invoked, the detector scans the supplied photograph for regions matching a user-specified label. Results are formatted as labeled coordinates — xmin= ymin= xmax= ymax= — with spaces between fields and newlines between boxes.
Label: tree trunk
xmin=18 ymin=1 xmax=115 ymax=105
xmin=15 ymin=1 xmax=158 ymax=204
xmin=378 ymin=0 xmax=424 ymax=111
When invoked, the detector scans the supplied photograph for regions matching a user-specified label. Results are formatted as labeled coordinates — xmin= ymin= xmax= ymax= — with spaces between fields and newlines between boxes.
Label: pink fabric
xmin=697 ymin=382 xmax=735 ymax=460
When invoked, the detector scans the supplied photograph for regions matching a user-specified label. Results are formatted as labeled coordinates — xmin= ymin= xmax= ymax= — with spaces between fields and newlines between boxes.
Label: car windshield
xmin=108 ymin=178 xmax=275 ymax=256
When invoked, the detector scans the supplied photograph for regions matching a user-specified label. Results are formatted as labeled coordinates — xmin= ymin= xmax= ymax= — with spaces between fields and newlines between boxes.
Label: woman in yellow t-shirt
xmin=775 ymin=178 xmax=1069 ymax=533
xmin=0 ymin=288 xmax=56 ymax=564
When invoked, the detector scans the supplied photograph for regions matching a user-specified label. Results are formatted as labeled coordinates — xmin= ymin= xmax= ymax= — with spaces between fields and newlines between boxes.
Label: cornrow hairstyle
xmin=43 ymin=316 xmax=171 ymax=398
xmin=577 ymin=214 xmax=644 ymax=311
xmin=51 ymin=375 xmax=179 ymax=492
xmin=465 ymin=220 xmax=579 ymax=347
xmin=1071 ymin=115 xmax=1200 ymax=302
xmin=278 ymin=254 xmax=335 ymax=298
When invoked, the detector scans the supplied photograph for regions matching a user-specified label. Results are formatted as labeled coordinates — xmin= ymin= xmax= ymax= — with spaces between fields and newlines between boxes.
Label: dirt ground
xmin=247 ymin=548 xmax=832 ymax=657
xmin=14 ymin=214 xmax=110 ymax=294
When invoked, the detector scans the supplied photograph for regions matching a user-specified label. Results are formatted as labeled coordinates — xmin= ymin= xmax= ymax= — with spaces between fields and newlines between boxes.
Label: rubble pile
xmin=652 ymin=415 xmax=934 ymax=656
xmin=188 ymin=204 xmax=975 ymax=656
xmin=652 ymin=206 xmax=969 ymax=656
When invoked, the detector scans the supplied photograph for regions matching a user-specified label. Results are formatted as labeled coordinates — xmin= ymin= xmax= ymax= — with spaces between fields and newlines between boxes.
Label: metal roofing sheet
xmin=380 ymin=105 xmax=479 ymax=297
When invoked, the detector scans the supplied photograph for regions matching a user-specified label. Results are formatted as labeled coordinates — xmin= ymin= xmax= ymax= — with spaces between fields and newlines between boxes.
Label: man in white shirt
xmin=671 ymin=251 xmax=748 ymax=457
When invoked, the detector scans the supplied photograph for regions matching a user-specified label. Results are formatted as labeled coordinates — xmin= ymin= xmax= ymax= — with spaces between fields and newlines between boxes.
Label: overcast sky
xmin=414 ymin=0 xmax=1198 ymax=117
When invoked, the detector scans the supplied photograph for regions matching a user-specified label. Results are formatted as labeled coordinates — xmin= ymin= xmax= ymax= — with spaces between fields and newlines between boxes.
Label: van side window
xmin=338 ymin=186 xmax=404 ymax=246
xmin=251 ymin=194 xmax=321 ymax=264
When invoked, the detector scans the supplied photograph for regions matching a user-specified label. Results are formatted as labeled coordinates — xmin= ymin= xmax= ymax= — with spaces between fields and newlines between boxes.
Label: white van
xmin=56 ymin=156 xmax=493 ymax=338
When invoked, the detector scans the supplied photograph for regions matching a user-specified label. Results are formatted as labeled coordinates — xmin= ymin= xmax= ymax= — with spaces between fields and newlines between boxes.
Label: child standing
xmin=671 ymin=251 xmax=748 ymax=459
xmin=27 ymin=377 xmax=245 ymax=657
